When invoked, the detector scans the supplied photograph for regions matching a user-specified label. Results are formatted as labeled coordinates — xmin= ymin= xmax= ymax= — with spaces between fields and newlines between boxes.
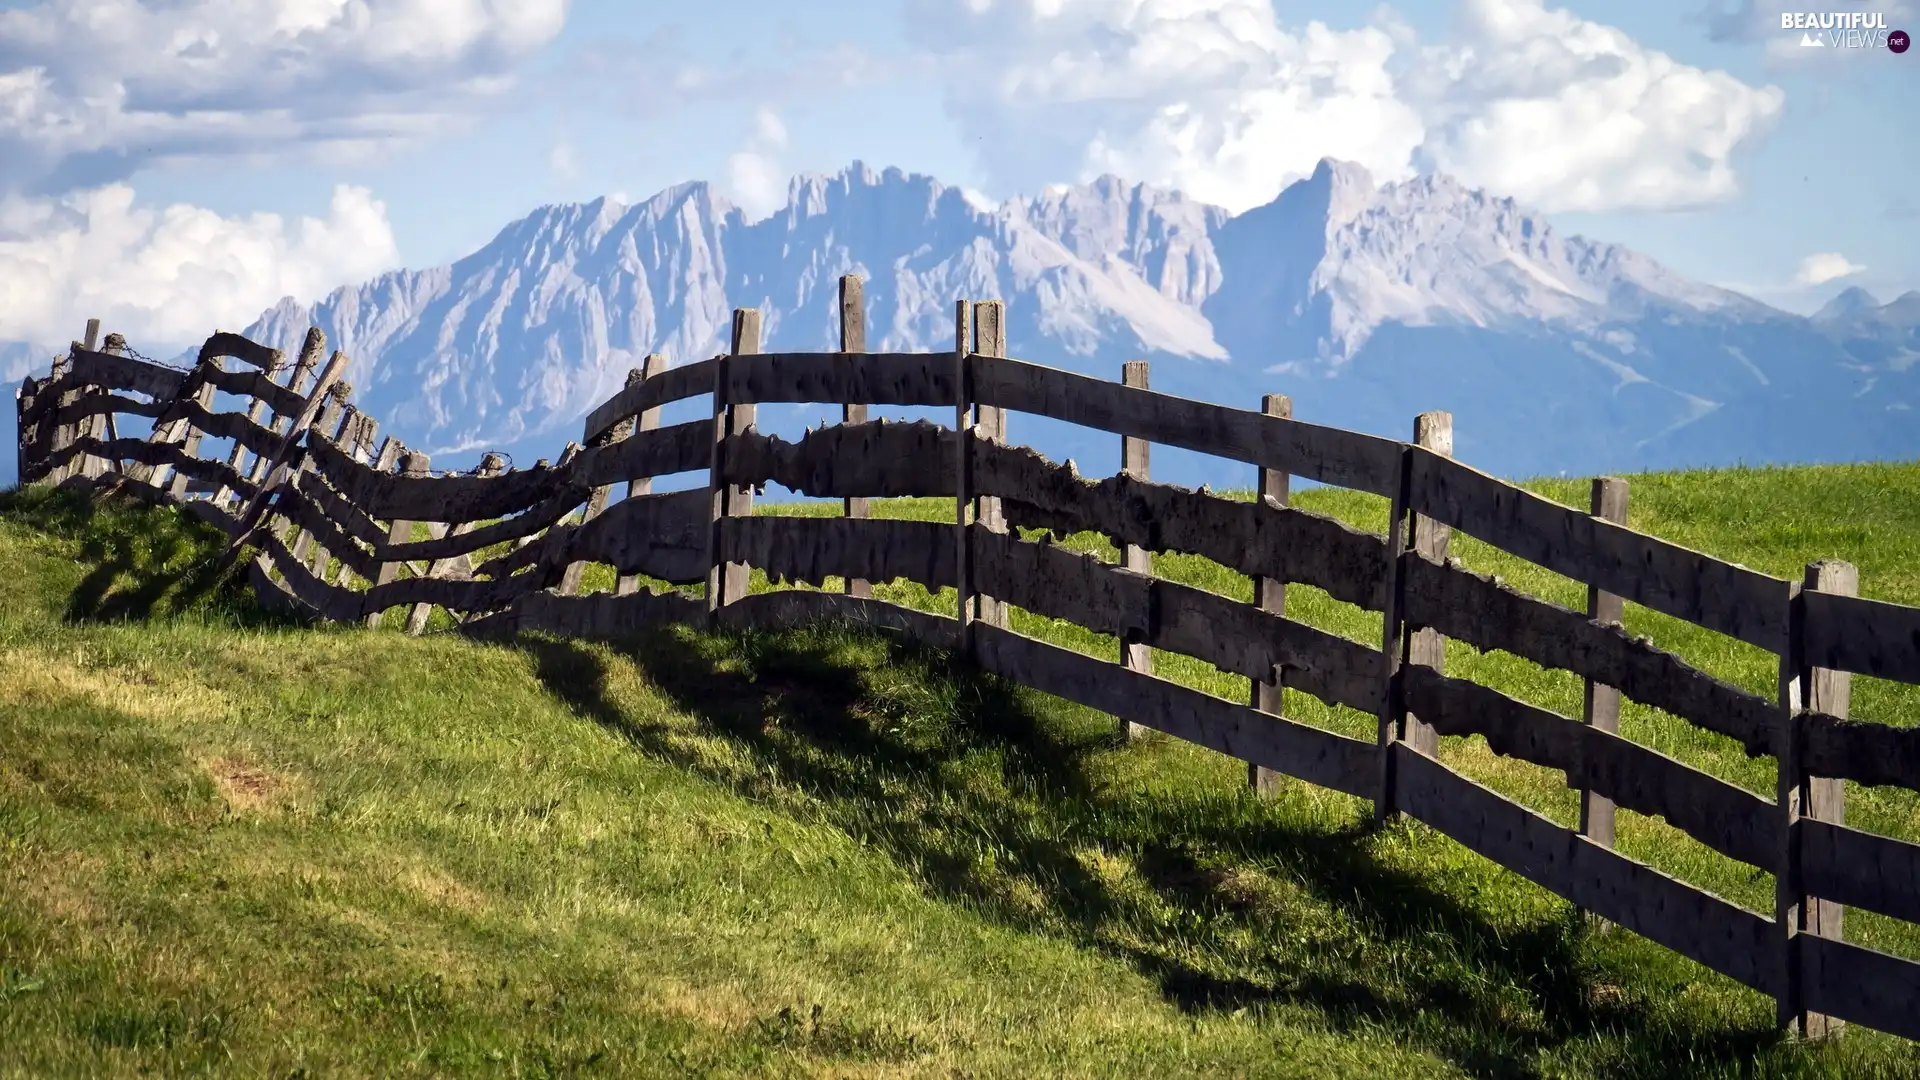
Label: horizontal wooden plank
xmin=723 ymin=352 xmax=953 ymax=406
xmin=202 ymin=365 xmax=308 ymax=421
xmin=1799 ymin=818 xmax=1920 ymax=925
xmin=1407 ymin=450 xmax=1792 ymax=652
xmin=171 ymin=398 xmax=286 ymax=458
xmin=582 ymin=356 xmax=719 ymax=444
xmin=463 ymin=587 xmax=706 ymax=641
xmin=306 ymin=432 xmax=586 ymax=523
xmin=308 ymin=420 xmax=708 ymax=525
xmin=1393 ymin=745 xmax=1780 ymax=995
xmin=1400 ymin=666 xmax=1778 ymax=869
xmin=65 ymin=348 xmax=187 ymax=400
xmin=1802 ymin=590 xmax=1920 ymax=685
xmin=363 ymin=565 xmax=533 ymax=616
xmin=380 ymin=484 xmax=588 ymax=563
xmin=719 ymin=590 xmax=961 ymax=651
xmin=273 ymin=481 xmax=381 ymax=581
xmin=478 ymin=489 xmax=712 ymax=587
xmin=1401 ymin=552 xmax=1775 ymax=756
xmin=197 ymin=331 xmax=282 ymax=371
xmin=289 ymin=472 xmax=389 ymax=551
xmin=973 ymin=623 xmax=1378 ymax=798
xmin=723 ymin=420 xmax=955 ymax=499
xmin=1800 ymin=934 xmax=1920 ymax=1042
xmin=42 ymin=391 xmax=167 ymax=429
xmin=254 ymin=531 xmax=364 ymax=623
xmin=975 ymin=440 xmax=1388 ymax=610
xmin=721 ymin=516 xmax=956 ymax=594
xmin=1799 ymin=710 xmax=1920 ymax=791
xmin=968 ymin=528 xmax=1384 ymax=715
xmin=46 ymin=437 xmax=258 ymax=503
xmin=577 ymin=419 xmax=715 ymax=488
xmin=248 ymin=554 xmax=309 ymax=620
xmin=972 ymin=355 xmax=1404 ymax=497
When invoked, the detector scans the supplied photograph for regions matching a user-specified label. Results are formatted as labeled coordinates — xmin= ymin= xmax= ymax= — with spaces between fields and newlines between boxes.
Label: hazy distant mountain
xmin=6 ymin=161 xmax=1916 ymax=488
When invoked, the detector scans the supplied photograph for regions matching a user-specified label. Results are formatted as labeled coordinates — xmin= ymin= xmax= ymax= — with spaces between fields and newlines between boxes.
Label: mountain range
xmin=6 ymin=159 xmax=1917 ymax=491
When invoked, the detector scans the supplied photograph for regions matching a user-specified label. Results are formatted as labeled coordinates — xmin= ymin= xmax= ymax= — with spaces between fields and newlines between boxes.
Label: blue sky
xmin=1 ymin=0 xmax=1915 ymax=357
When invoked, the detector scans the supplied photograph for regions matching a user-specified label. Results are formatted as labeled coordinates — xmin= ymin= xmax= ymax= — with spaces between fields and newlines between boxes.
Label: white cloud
xmin=912 ymin=0 xmax=1424 ymax=212
xmin=0 ymin=0 xmax=568 ymax=195
xmin=910 ymin=0 xmax=1785 ymax=214
xmin=1408 ymin=0 xmax=1785 ymax=213
xmin=1795 ymin=251 xmax=1866 ymax=286
xmin=549 ymin=137 xmax=579 ymax=181
xmin=0 ymin=183 xmax=400 ymax=350
xmin=724 ymin=107 xmax=790 ymax=222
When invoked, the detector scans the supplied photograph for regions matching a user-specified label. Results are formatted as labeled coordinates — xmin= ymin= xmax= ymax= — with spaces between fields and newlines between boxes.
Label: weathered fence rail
xmin=14 ymin=280 xmax=1920 ymax=1044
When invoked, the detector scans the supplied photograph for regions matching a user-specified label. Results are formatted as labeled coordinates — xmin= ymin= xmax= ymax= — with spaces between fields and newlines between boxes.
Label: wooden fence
xmin=14 ymin=280 xmax=1920 ymax=1044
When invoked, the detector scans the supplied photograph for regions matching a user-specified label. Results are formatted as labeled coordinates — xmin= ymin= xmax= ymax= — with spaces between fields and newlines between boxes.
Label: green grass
xmin=2 ymin=464 xmax=1920 ymax=1078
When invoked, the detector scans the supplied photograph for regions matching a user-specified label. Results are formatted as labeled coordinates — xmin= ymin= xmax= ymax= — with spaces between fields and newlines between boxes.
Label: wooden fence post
xmin=840 ymin=275 xmax=873 ymax=600
xmin=1250 ymin=392 xmax=1292 ymax=795
xmin=406 ymin=454 xmax=509 ymax=634
xmin=568 ymin=367 xmax=643 ymax=597
xmin=50 ymin=320 xmax=101 ymax=483
xmin=1373 ymin=439 xmax=1416 ymax=827
xmin=617 ymin=354 xmax=668 ymax=597
xmin=1579 ymin=477 xmax=1630 ymax=911
xmin=952 ymin=300 xmax=976 ymax=653
xmin=303 ymin=404 xmax=363 ymax=582
xmin=252 ymin=329 xmax=324 ymax=485
xmin=1783 ymin=559 xmax=1858 ymax=1038
xmin=167 ymin=350 xmax=223 ymax=499
xmin=973 ymin=301 xmax=1008 ymax=630
xmin=707 ymin=309 xmax=759 ymax=617
xmin=367 ymin=449 xmax=430 ymax=629
xmin=1401 ymin=411 xmax=1452 ymax=757
xmin=221 ymin=351 xmax=286 ymax=505
xmin=75 ymin=319 xmax=109 ymax=480
xmin=289 ymin=387 xmax=354 ymax=568
xmin=1119 ymin=359 xmax=1153 ymax=741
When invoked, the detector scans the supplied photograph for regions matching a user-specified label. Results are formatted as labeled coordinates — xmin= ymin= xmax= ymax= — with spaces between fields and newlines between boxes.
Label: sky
xmin=0 ymin=0 xmax=1915 ymax=359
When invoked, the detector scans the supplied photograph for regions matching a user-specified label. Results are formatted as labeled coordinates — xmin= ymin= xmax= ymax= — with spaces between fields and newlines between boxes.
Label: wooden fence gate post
xmin=973 ymin=301 xmax=1008 ymax=630
xmin=1119 ymin=359 xmax=1153 ymax=741
xmin=840 ymin=276 xmax=872 ymax=600
xmin=617 ymin=354 xmax=668 ymax=597
xmin=708 ymin=309 xmax=760 ymax=618
xmin=952 ymin=300 xmax=976 ymax=655
xmin=1579 ymin=476 xmax=1630 ymax=923
xmin=1250 ymin=392 xmax=1292 ymax=795
xmin=1401 ymin=411 xmax=1452 ymax=757
xmin=1784 ymin=559 xmax=1858 ymax=1038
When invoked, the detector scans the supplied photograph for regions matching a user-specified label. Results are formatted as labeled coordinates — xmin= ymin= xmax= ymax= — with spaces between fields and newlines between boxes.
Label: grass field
xmin=2 ymin=461 xmax=1920 ymax=1078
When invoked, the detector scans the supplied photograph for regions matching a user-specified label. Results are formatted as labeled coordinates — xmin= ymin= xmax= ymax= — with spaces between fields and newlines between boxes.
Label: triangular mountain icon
xmin=1801 ymin=31 xmax=1825 ymax=46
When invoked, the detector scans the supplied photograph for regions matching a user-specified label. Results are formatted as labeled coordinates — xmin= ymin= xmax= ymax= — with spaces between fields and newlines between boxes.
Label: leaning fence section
xmin=13 ymin=280 xmax=1920 ymax=1045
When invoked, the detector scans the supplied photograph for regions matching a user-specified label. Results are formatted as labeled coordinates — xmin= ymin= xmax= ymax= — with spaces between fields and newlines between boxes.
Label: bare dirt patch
xmin=202 ymin=756 xmax=288 ymax=813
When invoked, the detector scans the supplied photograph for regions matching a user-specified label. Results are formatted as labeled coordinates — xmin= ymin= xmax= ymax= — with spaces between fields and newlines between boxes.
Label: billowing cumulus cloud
xmin=912 ymin=0 xmax=1786 ymax=214
xmin=0 ymin=0 xmax=568 ymax=195
xmin=0 ymin=183 xmax=400 ymax=349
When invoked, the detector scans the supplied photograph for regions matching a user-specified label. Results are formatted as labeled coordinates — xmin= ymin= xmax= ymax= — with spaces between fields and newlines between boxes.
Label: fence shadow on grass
xmin=512 ymin=619 xmax=1786 ymax=1080
xmin=1 ymin=480 xmax=291 ymax=629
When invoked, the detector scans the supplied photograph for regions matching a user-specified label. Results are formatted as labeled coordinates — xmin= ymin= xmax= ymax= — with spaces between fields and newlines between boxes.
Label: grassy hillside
xmin=2 ymin=463 xmax=1919 ymax=1078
